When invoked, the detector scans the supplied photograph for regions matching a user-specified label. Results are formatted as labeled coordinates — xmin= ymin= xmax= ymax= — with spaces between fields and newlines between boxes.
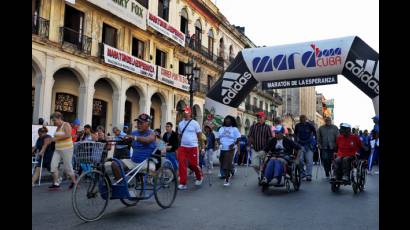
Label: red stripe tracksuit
xmin=177 ymin=146 xmax=202 ymax=185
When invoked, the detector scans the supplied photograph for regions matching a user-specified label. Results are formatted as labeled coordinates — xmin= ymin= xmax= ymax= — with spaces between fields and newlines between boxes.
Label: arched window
xmin=194 ymin=19 xmax=202 ymax=50
xmin=208 ymin=29 xmax=214 ymax=57
xmin=180 ymin=8 xmax=188 ymax=34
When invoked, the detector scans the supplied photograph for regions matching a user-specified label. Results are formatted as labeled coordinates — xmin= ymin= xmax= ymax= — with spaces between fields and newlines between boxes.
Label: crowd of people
xmin=32 ymin=108 xmax=380 ymax=191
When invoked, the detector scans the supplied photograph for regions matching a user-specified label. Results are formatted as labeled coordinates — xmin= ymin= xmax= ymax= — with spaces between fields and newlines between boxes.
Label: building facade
xmin=278 ymin=86 xmax=316 ymax=127
xmin=32 ymin=0 xmax=279 ymax=134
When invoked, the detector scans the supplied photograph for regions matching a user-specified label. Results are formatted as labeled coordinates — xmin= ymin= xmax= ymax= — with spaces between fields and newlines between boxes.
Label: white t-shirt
xmin=178 ymin=119 xmax=201 ymax=147
xmin=218 ymin=126 xmax=241 ymax=151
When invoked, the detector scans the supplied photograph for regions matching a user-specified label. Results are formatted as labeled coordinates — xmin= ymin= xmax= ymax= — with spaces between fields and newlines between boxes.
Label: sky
xmin=212 ymin=0 xmax=378 ymax=131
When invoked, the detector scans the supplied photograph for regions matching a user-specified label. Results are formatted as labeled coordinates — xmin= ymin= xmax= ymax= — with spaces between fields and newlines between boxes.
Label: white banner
xmin=242 ymin=36 xmax=355 ymax=81
xmin=147 ymin=13 xmax=185 ymax=46
xmin=87 ymin=0 xmax=147 ymax=30
xmin=157 ymin=66 xmax=189 ymax=91
xmin=32 ymin=125 xmax=57 ymax=147
xmin=104 ymin=44 xmax=156 ymax=80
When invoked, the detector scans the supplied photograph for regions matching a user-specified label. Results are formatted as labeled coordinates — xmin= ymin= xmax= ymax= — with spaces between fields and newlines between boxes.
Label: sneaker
xmin=261 ymin=177 xmax=268 ymax=185
xmin=195 ymin=178 xmax=203 ymax=186
xmin=224 ymin=180 xmax=230 ymax=186
xmin=374 ymin=171 xmax=379 ymax=175
xmin=178 ymin=184 xmax=188 ymax=190
xmin=48 ymin=184 xmax=60 ymax=190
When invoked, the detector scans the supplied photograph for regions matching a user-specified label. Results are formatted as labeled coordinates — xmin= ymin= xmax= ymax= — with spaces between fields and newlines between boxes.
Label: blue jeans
xmin=368 ymin=148 xmax=379 ymax=171
xmin=166 ymin=152 xmax=178 ymax=172
xmin=299 ymin=145 xmax=313 ymax=178
xmin=264 ymin=159 xmax=284 ymax=184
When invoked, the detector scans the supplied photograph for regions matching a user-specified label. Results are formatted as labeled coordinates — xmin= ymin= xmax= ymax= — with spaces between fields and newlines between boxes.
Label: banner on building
xmin=87 ymin=0 xmax=147 ymax=30
xmin=147 ymin=13 xmax=185 ymax=46
xmin=104 ymin=44 xmax=156 ymax=80
xmin=157 ymin=66 xmax=190 ymax=91
xmin=261 ymin=75 xmax=338 ymax=90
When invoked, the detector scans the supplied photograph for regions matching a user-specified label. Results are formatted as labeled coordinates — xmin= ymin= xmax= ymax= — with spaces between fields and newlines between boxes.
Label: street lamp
xmin=185 ymin=58 xmax=200 ymax=109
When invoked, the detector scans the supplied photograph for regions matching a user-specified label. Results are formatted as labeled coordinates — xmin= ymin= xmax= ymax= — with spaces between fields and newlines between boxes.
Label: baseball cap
xmin=372 ymin=115 xmax=379 ymax=121
xmin=72 ymin=118 xmax=80 ymax=125
xmin=183 ymin=106 xmax=192 ymax=114
xmin=274 ymin=125 xmax=284 ymax=134
xmin=256 ymin=111 xmax=265 ymax=117
xmin=134 ymin=113 xmax=152 ymax=122
xmin=340 ymin=123 xmax=351 ymax=128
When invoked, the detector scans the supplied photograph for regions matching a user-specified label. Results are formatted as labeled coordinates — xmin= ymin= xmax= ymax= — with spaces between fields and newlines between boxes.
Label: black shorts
xmin=35 ymin=157 xmax=51 ymax=172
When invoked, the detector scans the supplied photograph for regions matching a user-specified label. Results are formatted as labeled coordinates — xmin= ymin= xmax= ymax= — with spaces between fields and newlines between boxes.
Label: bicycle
xmin=71 ymin=141 xmax=178 ymax=222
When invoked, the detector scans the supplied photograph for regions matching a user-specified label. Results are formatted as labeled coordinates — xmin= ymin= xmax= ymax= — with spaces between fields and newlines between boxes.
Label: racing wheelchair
xmin=329 ymin=154 xmax=367 ymax=194
xmin=258 ymin=150 xmax=302 ymax=193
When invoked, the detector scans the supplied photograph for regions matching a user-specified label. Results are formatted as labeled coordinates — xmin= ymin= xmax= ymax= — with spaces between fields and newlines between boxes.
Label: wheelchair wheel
xmin=358 ymin=161 xmax=366 ymax=191
xmin=352 ymin=181 xmax=358 ymax=194
xmin=292 ymin=164 xmax=301 ymax=191
xmin=72 ymin=170 xmax=110 ymax=222
xmin=154 ymin=165 xmax=177 ymax=209
xmin=120 ymin=175 xmax=140 ymax=207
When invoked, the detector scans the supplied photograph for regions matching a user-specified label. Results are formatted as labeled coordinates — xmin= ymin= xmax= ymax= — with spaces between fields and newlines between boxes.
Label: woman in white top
xmin=217 ymin=115 xmax=241 ymax=186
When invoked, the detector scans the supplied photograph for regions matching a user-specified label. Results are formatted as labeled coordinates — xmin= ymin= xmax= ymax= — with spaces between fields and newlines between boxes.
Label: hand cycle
xmin=71 ymin=141 xmax=178 ymax=222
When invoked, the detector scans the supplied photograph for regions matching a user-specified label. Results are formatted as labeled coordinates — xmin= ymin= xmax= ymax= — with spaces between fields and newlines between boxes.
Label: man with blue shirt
xmin=294 ymin=115 xmax=317 ymax=181
xmin=111 ymin=113 xmax=157 ymax=180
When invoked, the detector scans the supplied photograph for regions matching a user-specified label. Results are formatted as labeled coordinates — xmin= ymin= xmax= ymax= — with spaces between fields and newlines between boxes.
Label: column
xmin=78 ymin=84 xmax=95 ymax=127
xmin=38 ymin=56 xmax=55 ymax=124
xmin=112 ymin=90 xmax=126 ymax=129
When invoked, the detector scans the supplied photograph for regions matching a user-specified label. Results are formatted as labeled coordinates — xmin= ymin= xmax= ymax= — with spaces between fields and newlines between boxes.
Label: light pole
xmin=184 ymin=58 xmax=200 ymax=109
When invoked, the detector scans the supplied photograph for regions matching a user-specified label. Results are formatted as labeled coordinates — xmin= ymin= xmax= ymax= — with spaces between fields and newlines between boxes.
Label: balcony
xmin=185 ymin=35 xmax=224 ymax=68
xmin=60 ymin=27 xmax=92 ymax=55
xmin=32 ymin=16 xmax=49 ymax=38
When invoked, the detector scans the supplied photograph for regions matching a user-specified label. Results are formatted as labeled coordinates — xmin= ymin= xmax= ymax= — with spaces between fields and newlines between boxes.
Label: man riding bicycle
xmin=261 ymin=125 xmax=301 ymax=185
xmin=332 ymin=123 xmax=362 ymax=182
xmin=111 ymin=113 xmax=157 ymax=180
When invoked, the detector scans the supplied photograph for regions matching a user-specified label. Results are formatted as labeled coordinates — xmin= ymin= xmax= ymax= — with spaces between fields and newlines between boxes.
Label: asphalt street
xmin=32 ymin=165 xmax=379 ymax=230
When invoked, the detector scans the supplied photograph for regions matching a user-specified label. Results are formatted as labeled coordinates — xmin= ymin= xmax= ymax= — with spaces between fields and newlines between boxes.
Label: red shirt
xmin=71 ymin=128 xmax=78 ymax=142
xmin=336 ymin=134 xmax=362 ymax=157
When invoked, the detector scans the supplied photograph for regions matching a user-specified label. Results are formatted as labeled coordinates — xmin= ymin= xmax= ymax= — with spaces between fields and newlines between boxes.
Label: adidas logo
xmin=221 ymin=71 xmax=252 ymax=104
xmin=345 ymin=59 xmax=379 ymax=95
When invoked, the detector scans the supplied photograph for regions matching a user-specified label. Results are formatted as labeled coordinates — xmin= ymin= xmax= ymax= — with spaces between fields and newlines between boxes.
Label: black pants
xmin=334 ymin=156 xmax=354 ymax=179
xmin=220 ymin=149 xmax=234 ymax=179
xmin=320 ymin=149 xmax=334 ymax=177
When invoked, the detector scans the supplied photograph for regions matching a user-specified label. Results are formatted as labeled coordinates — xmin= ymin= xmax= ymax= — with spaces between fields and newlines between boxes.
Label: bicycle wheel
xmin=72 ymin=170 xmax=110 ymax=222
xmin=154 ymin=165 xmax=177 ymax=209
xmin=120 ymin=174 xmax=140 ymax=207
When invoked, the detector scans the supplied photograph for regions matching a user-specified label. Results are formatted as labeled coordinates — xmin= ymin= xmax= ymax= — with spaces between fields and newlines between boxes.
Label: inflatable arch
xmin=204 ymin=36 xmax=379 ymax=126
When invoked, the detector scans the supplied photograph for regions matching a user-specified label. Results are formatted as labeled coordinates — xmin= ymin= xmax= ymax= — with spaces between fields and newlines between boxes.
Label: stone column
xmin=112 ymin=90 xmax=126 ymax=129
xmin=78 ymin=84 xmax=95 ymax=127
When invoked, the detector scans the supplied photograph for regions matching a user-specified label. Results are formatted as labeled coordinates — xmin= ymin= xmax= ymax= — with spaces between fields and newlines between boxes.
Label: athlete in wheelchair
xmin=330 ymin=123 xmax=367 ymax=193
xmin=259 ymin=125 xmax=302 ymax=192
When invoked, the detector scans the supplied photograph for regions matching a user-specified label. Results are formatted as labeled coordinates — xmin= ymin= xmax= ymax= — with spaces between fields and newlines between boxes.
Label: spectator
xmin=49 ymin=112 xmax=77 ymax=190
xmin=163 ymin=122 xmax=179 ymax=172
xmin=294 ymin=115 xmax=317 ymax=181
xmin=70 ymin=118 xmax=80 ymax=142
xmin=112 ymin=127 xmax=130 ymax=159
xmin=217 ymin=115 xmax=241 ymax=186
xmin=177 ymin=106 xmax=203 ymax=190
xmin=368 ymin=130 xmax=379 ymax=175
xmin=359 ymin=129 xmax=371 ymax=161
xmin=248 ymin=111 xmax=273 ymax=172
xmin=78 ymin=124 xmax=97 ymax=141
xmin=154 ymin=129 xmax=167 ymax=155
xmin=32 ymin=127 xmax=55 ymax=186
xmin=96 ymin=126 xmax=111 ymax=161
xmin=317 ymin=117 xmax=339 ymax=179
xmin=123 ymin=125 xmax=131 ymax=135
xmin=371 ymin=115 xmax=379 ymax=135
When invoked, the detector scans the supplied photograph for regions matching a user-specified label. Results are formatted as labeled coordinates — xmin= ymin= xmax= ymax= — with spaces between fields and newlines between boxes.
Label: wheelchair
xmin=329 ymin=155 xmax=367 ymax=194
xmin=258 ymin=151 xmax=302 ymax=193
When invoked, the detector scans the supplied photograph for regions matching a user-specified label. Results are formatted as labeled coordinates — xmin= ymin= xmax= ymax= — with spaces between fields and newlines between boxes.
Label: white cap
xmin=340 ymin=123 xmax=351 ymax=128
